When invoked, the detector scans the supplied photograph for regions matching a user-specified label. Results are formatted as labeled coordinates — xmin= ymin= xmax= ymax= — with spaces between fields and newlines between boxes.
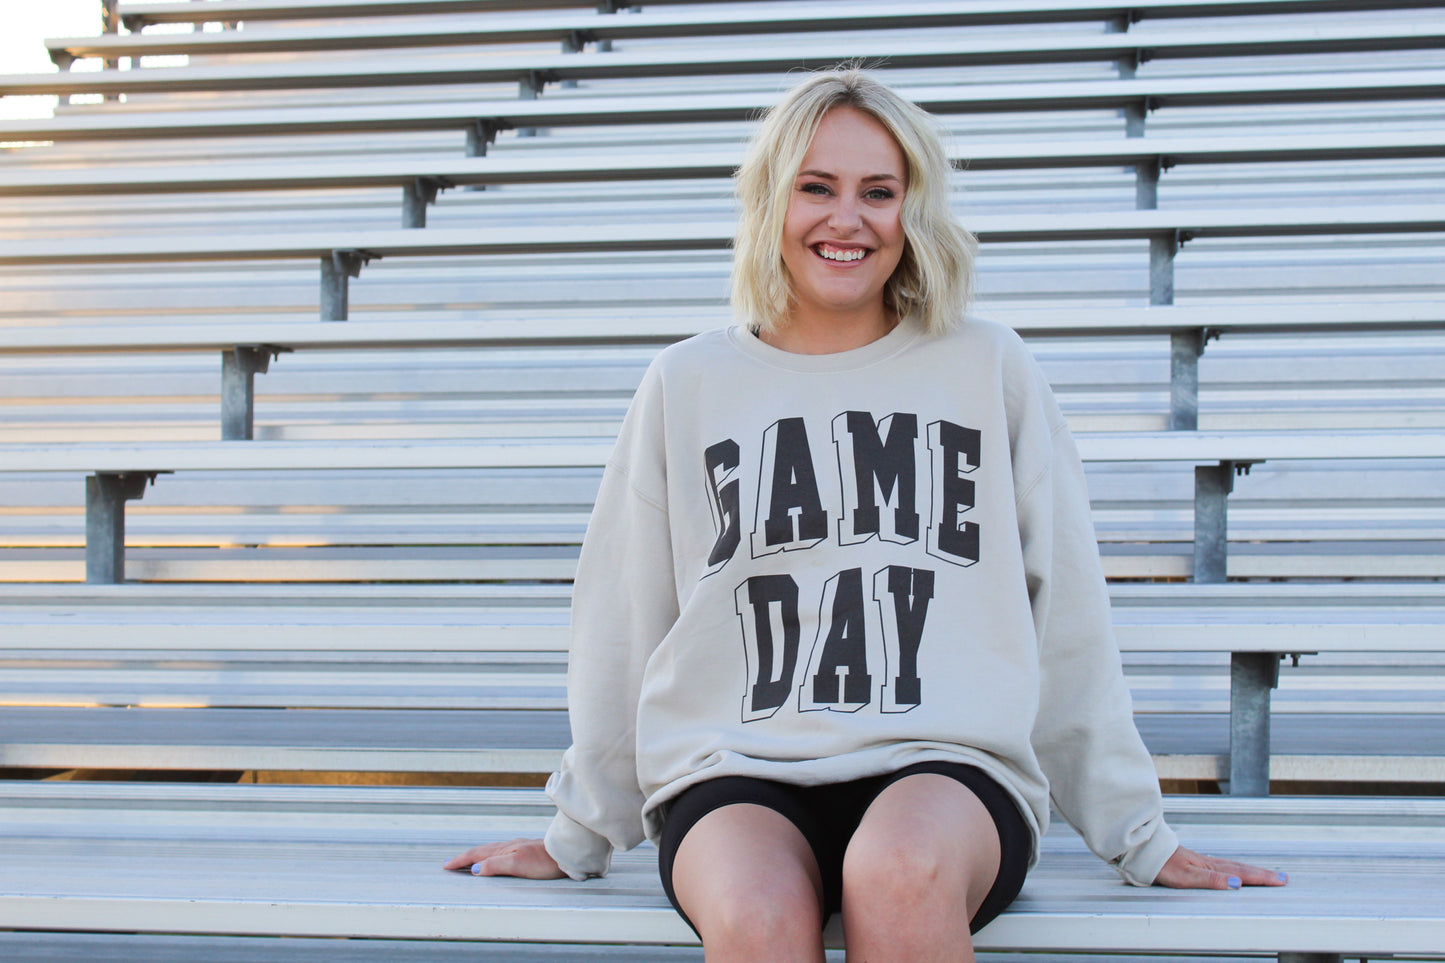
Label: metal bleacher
xmin=1 ymin=0 xmax=1444 ymax=958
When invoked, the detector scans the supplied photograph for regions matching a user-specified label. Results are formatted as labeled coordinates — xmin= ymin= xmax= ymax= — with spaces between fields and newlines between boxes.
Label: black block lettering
xmin=752 ymin=417 xmax=828 ymax=558
xmin=875 ymin=566 xmax=933 ymax=712
xmin=927 ymin=420 xmax=980 ymax=566
xmin=703 ymin=438 xmax=741 ymax=576
xmin=833 ymin=411 xmax=920 ymax=546
xmin=735 ymin=574 xmax=802 ymax=722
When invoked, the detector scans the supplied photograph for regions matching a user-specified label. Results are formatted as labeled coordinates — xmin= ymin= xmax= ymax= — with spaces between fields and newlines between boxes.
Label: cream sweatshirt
xmin=543 ymin=317 xmax=1179 ymax=887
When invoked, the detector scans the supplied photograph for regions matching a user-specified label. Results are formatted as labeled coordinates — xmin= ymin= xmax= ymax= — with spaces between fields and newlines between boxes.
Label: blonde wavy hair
xmin=731 ymin=67 xmax=976 ymax=338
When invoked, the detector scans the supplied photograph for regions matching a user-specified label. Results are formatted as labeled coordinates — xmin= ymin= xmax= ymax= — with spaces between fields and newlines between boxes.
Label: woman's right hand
xmin=444 ymin=838 xmax=567 ymax=879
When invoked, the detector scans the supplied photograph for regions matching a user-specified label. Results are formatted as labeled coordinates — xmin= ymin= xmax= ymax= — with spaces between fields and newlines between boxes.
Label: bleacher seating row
xmin=2 ymin=0 xmax=1443 ymax=958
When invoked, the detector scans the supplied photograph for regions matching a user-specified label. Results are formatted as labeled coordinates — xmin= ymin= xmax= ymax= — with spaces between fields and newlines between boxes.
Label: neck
xmin=760 ymin=307 xmax=898 ymax=355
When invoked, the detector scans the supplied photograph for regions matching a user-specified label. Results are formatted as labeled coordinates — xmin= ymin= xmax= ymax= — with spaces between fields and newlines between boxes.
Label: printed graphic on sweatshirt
xmin=735 ymin=565 xmax=934 ymax=721
xmin=707 ymin=410 xmax=976 ymax=721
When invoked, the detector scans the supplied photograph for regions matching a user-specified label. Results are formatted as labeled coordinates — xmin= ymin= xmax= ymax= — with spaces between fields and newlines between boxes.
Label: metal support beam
xmin=560 ymin=32 xmax=587 ymax=88
xmin=1110 ymin=14 xmax=1149 ymax=138
xmin=101 ymin=0 xmax=121 ymax=98
xmin=1149 ymin=231 xmax=1177 ymax=307
xmin=221 ymin=346 xmax=288 ymax=440
xmin=1193 ymin=460 xmax=1248 ymax=584
xmin=465 ymin=120 xmax=498 ymax=158
xmin=517 ymin=71 xmax=547 ymax=138
xmin=319 ymin=250 xmax=373 ymax=322
xmin=1170 ymin=327 xmax=1204 ymax=429
xmin=1229 ymin=651 xmax=1281 ymax=796
xmin=85 ymin=471 xmax=160 ymax=584
xmin=401 ymin=177 xmax=448 ymax=228
xmin=1135 ymin=157 xmax=1160 ymax=210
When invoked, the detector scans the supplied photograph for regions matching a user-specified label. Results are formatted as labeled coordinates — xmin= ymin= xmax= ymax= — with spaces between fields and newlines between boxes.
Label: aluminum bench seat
xmin=9 ymin=20 xmax=1444 ymax=99
xmin=66 ymin=0 xmax=1441 ymax=64
xmin=4 ymin=703 xmax=1443 ymax=786
xmin=8 ymin=69 xmax=1443 ymax=144
xmin=11 ymin=429 xmax=1438 ymax=472
xmin=0 ymin=933 xmax=709 ymax=963
xmin=2 ymin=304 xmax=1442 ymax=355
xmin=4 ymin=208 xmax=1442 ymax=265
xmin=1 ymin=541 xmax=1437 ymax=583
xmin=3 ymin=610 xmax=1443 ymax=712
xmin=2 ymin=580 xmax=1443 ymax=787
xmin=106 ymin=0 xmax=1443 ymax=29
xmin=115 ymin=0 xmax=782 ymax=29
xmin=0 ymin=430 xmax=1439 ymax=584
xmin=2 ymin=783 xmax=1443 ymax=960
xmin=4 ymin=133 xmax=1442 ymax=238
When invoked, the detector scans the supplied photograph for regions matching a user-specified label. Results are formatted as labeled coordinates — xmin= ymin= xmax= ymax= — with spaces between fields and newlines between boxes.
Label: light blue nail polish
xmin=1227 ymin=876 xmax=1241 ymax=889
xmin=471 ymin=863 xmax=483 ymax=876
xmin=1277 ymin=872 xmax=1289 ymax=883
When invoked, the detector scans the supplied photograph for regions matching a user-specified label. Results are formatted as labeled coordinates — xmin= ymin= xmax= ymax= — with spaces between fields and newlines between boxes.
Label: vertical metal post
xmin=320 ymin=250 xmax=369 ymax=322
xmin=85 ymin=472 xmax=154 ymax=584
xmin=1193 ymin=461 xmax=1234 ymax=585
xmin=221 ymin=347 xmax=279 ymax=441
xmin=560 ymin=32 xmax=583 ymax=89
xmin=401 ymin=177 xmax=446 ymax=228
xmin=1110 ymin=14 xmax=1146 ymax=138
xmin=1135 ymin=157 xmax=1159 ymax=211
xmin=403 ymin=181 xmax=428 ymax=228
xmin=1170 ymin=327 xmax=1204 ymax=430
xmin=1149 ymin=232 xmax=1176 ymax=307
xmin=466 ymin=120 xmax=497 ymax=158
xmin=517 ymin=71 xmax=544 ymax=138
xmin=100 ymin=0 xmax=122 ymax=102
xmin=1229 ymin=652 xmax=1279 ymax=796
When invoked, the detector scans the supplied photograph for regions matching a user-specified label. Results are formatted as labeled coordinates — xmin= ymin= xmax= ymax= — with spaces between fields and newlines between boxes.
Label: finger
xmin=1219 ymin=860 xmax=1289 ymax=887
xmin=1190 ymin=866 xmax=1238 ymax=890
xmin=469 ymin=852 xmax=516 ymax=877
xmin=471 ymin=847 xmax=552 ymax=879
xmin=443 ymin=849 xmax=481 ymax=871
xmin=1194 ymin=856 xmax=1288 ymax=888
xmin=1156 ymin=856 xmax=1235 ymax=890
xmin=442 ymin=842 xmax=506 ymax=871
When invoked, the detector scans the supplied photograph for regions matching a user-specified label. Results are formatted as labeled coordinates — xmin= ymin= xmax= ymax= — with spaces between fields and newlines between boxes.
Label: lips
xmin=814 ymin=242 xmax=869 ymax=262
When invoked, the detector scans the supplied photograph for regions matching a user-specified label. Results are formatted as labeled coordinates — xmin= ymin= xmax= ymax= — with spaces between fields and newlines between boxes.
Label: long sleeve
xmin=1019 ymin=396 xmax=1179 ymax=887
xmin=543 ymin=366 xmax=680 ymax=880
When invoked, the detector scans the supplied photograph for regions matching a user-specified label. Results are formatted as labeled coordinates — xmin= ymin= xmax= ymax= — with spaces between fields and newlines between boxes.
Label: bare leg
xmin=670 ymin=802 xmax=828 ymax=963
xmin=840 ymin=774 xmax=1001 ymax=963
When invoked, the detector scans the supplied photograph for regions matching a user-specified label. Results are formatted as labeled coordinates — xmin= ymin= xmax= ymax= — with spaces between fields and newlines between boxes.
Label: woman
xmin=447 ymin=68 xmax=1286 ymax=962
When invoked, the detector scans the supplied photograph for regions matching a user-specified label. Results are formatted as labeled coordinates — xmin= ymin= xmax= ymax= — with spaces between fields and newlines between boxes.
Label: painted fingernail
xmin=1227 ymin=876 xmax=1241 ymax=889
xmin=1277 ymin=872 xmax=1289 ymax=883
xmin=471 ymin=862 xmax=484 ymax=876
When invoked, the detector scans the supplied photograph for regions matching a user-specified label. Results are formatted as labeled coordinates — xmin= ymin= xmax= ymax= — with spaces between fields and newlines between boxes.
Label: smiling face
xmin=780 ymin=106 xmax=908 ymax=337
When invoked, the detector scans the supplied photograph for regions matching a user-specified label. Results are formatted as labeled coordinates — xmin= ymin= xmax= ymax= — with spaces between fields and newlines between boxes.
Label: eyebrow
xmin=796 ymin=169 xmax=904 ymax=184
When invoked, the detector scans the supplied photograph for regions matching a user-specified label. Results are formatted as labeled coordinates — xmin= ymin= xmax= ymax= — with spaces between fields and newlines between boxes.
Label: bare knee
xmin=693 ymin=869 xmax=824 ymax=958
xmin=669 ymin=804 xmax=826 ymax=963
xmin=840 ymin=774 xmax=1001 ymax=954
xmin=844 ymin=821 xmax=961 ymax=911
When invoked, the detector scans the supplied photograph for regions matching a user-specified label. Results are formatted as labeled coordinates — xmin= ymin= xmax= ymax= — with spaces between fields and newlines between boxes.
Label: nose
xmin=827 ymin=195 xmax=862 ymax=233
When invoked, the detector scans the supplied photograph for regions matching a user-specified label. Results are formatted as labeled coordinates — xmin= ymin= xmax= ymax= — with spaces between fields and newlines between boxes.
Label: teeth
xmin=817 ymin=246 xmax=866 ymax=262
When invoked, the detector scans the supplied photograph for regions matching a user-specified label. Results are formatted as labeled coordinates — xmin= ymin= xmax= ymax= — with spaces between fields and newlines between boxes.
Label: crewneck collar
xmin=727 ymin=317 xmax=924 ymax=373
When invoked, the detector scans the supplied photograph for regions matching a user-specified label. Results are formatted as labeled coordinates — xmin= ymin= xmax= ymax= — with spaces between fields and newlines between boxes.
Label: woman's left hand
xmin=1154 ymin=845 xmax=1289 ymax=890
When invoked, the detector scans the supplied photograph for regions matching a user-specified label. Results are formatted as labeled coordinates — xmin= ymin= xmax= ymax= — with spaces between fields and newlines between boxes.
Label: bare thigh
xmin=841 ymin=774 xmax=1002 ymax=962
xmin=670 ymin=803 xmax=828 ymax=963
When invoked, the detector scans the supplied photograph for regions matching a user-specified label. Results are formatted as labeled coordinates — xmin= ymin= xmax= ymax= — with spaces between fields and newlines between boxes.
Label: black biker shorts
xmin=656 ymin=760 xmax=1031 ymax=936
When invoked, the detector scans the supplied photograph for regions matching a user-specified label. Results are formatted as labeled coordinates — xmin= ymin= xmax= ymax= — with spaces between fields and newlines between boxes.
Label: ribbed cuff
xmin=1115 ymin=820 xmax=1181 ymax=887
xmin=543 ymin=808 xmax=614 ymax=881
